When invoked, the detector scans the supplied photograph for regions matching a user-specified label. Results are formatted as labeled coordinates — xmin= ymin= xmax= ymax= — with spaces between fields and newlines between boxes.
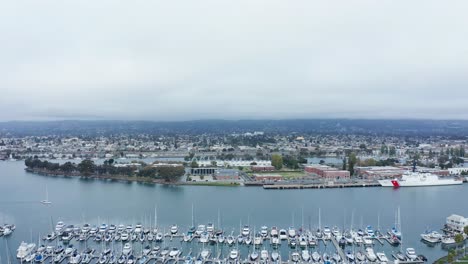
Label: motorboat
xmin=288 ymin=227 xmax=296 ymax=238
xmin=206 ymin=223 xmax=214 ymax=233
xmin=421 ymin=231 xmax=442 ymax=243
xmin=155 ymin=232 xmax=163 ymax=242
xmin=250 ymin=250 xmax=259 ymax=261
xmin=229 ymin=249 xmax=239 ymax=260
xmin=346 ymin=251 xmax=355 ymax=262
xmin=99 ymin=223 xmax=108 ymax=233
xmin=17 ymin=242 xmax=36 ymax=259
xmin=160 ymin=247 xmax=170 ymax=257
xmin=271 ymin=251 xmax=280 ymax=261
xmin=442 ymin=236 xmax=456 ymax=246
xmin=301 ymin=250 xmax=310 ymax=261
xmin=242 ymin=225 xmax=250 ymax=236
xmin=127 ymin=254 xmax=135 ymax=264
xmin=312 ymin=251 xmax=321 ymax=262
xmin=55 ymin=221 xmax=65 ymax=232
xmin=254 ymin=234 xmax=263 ymax=246
xmin=365 ymin=225 xmax=375 ymax=237
xmin=244 ymin=236 xmax=252 ymax=245
xmin=199 ymin=232 xmax=209 ymax=243
xmin=356 ymin=251 xmax=365 ymax=262
xmin=121 ymin=232 xmax=129 ymax=241
xmin=332 ymin=226 xmax=341 ymax=238
xmin=406 ymin=248 xmax=418 ymax=261
xmin=257 ymin=249 xmax=267 ymax=261
xmin=169 ymin=247 xmax=180 ymax=258
xmin=54 ymin=245 xmax=64 ymax=254
xmin=134 ymin=223 xmax=143 ymax=233
xmin=299 ymin=235 xmax=308 ymax=248
xmin=122 ymin=243 xmax=133 ymax=255
xmin=138 ymin=256 xmax=147 ymax=264
xmin=365 ymin=247 xmax=377 ymax=262
xmin=218 ymin=235 xmax=225 ymax=244
xmin=64 ymin=244 xmax=76 ymax=255
xmin=332 ymin=252 xmax=341 ymax=263
xmin=201 ymin=249 xmax=211 ymax=259
xmin=109 ymin=224 xmax=117 ymax=233
xmin=25 ymin=253 xmax=36 ymax=262
xmin=109 ymin=254 xmax=117 ymax=264
xmin=53 ymin=253 xmax=64 ymax=263
xmin=170 ymin=224 xmax=178 ymax=235
xmin=90 ymin=226 xmax=98 ymax=234
xmin=271 ymin=236 xmax=280 ymax=246
xmin=291 ymin=252 xmax=300 ymax=262
xmin=363 ymin=236 xmax=373 ymax=246
xmin=279 ymin=229 xmax=288 ymax=240
xmin=117 ymin=254 xmax=127 ymax=264
xmin=260 ymin=226 xmax=268 ymax=237
xmin=271 ymin=226 xmax=279 ymax=237
xmin=376 ymin=252 xmax=389 ymax=263
xmin=195 ymin=225 xmax=206 ymax=236
xmin=323 ymin=226 xmax=331 ymax=239
xmin=69 ymin=253 xmax=82 ymax=264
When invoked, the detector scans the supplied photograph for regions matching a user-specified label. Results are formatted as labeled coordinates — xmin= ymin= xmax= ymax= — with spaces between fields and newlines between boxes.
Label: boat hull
xmin=379 ymin=179 xmax=462 ymax=187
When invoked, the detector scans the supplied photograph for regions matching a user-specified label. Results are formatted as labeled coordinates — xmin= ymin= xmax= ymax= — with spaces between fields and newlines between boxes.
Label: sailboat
xmin=41 ymin=186 xmax=52 ymax=205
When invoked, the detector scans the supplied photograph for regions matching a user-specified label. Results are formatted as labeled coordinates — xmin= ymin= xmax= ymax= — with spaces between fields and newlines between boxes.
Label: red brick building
xmin=304 ymin=165 xmax=350 ymax=179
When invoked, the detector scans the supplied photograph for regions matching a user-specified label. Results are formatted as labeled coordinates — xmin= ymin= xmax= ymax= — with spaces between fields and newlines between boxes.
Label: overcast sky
xmin=1 ymin=1 xmax=468 ymax=121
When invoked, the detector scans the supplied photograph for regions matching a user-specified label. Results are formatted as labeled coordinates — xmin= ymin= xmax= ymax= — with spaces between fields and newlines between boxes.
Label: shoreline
xmin=24 ymin=168 xmax=240 ymax=187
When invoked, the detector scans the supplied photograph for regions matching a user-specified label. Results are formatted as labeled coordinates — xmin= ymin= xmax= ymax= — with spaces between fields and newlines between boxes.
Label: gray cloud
xmin=1 ymin=0 xmax=468 ymax=121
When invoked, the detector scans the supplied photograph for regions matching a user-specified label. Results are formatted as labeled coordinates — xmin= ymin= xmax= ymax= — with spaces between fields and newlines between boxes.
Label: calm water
xmin=0 ymin=161 xmax=467 ymax=263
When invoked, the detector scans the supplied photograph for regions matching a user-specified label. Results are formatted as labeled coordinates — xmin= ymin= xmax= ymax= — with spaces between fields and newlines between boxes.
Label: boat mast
xmin=318 ymin=208 xmax=321 ymax=230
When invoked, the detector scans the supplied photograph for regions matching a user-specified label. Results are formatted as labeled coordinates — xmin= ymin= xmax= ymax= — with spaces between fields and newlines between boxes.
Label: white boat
xmin=406 ymin=248 xmax=418 ymax=260
xmin=271 ymin=226 xmax=279 ymax=237
xmin=55 ymin=221 xmax=65 ymax=232
xmin=261 ymin=250 xmax=269 ymax=261
xmin=122 ymin=243 xmax=132 ymax=255
xmin=69 ymin=253 xmax=82 ymax=264
xmin=279 ymin=229 xmax=288 ymax=240
xmin=121 ymin=232 xmax=129 ymax=241
xmin=260 ymin=226 xmax=268 ymax=237
xmin=195 ymin=225 xmax=206 ymax=236
xmin=379 ymin=165 xmax=463 ymax=187
xmin=345 ymin=251 xmax=355 ymax=262
xmin=271 ymin=236 xmax=280 ymax=246
xmin=241 ymin=225 xmax=250 ymax=236
xmin=169 ymin=247 xmax=180 ymax=258
xmin=134 ymin=224 xmax=143 ymax=233
xmin=301 ymin=250 xmax=310 ymax=261
xmin=17 ymin=242 xmax=36 ymax=259
xmin=291 ymin=252 xmax=300 ymax=262
xmin=442 ymin=236 xmax=457 ymax=245
xmin=271 ymin=251 xmax=280 ymax=261
xmin=250 ymin=250 xmax=259 ymax=261
xmin=99 ymin=223 xmax=108 ymax=233
xmin=356 ymin=251 xmax=365 ymax=262
xmin=206 ymin=223 xmax=214 ymax=233
xmin=365 ymin=225 xmax=375 ymax=237
xmin=288 ymin=227 xmax=296 ymax=238
xmin=41 ymin=186 xmax=52 ymax=205
xmin=421 ymin=231 xmax=442 ymax=243
xmin=376 ymin=252 xmax=388 ymax=263
xmin=229 ymin=249 xmax=239 ymax=260
xmin=25 ymin=253 xmax=36 ymax=262
xmin=323 ymin=226 xmax=331 ymax=239
xmin=170 ymin=224 xmax=178 ymax=234
xmin=363 ymin=236 xmax=373 ymax=246
xmin=311 ymin=251 xmax=321 ymax=262
xmin=365 ymin=247 xmax=376 ymax=261
xmin=200 ymin=249 xmax=211 ymax=259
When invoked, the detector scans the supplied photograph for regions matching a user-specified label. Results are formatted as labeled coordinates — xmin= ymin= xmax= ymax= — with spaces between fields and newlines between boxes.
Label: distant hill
xmin=0 ymin=119 xmax=467 ymax=137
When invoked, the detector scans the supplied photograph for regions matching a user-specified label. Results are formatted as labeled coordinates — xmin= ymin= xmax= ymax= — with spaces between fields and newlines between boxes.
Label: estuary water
xmin=0 ymin=161 xmax=467 ymax=262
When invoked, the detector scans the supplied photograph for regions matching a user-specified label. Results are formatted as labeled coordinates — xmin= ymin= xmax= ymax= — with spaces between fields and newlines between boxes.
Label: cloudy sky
xmin=1 ymin=1 xmax=468 ymax=121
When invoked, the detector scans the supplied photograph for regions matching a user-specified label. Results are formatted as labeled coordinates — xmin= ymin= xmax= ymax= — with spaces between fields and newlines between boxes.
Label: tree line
xmin=24 ymin=158 xmax=184 ymax=182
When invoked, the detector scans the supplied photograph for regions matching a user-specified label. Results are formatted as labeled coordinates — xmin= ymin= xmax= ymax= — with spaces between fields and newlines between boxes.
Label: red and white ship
xmin=379 ymin=164 xmax=463 ymax=187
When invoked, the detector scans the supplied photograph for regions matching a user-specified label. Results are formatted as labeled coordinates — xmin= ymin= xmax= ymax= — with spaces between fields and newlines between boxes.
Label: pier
xmin=263 ymin=182 xmax=381 ymax=189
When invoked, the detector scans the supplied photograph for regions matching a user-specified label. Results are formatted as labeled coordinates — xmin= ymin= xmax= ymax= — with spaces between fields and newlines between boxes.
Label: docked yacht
xmin=134 ymin=224 xmax=143 ymax=233
xmin=288 ymin=227 xmax=296 ymax=238
xmin=260 ymin=249 xmax=269 ymax=261
xmin=271 ymin=251 xmax=280 ymax=261
xmin=241 ymin=225 xmax=250 ymax=236
xmin=169 ymin=247 xmax=180 ymax=258
xmin=301 ymin=250 xmax=310 ymax=261
xmin=195 ymin=225 xmax=206 ymax=236
xmin=311 ymin=251 xmax=321 ymax=262
xmin=99 ymin=223 xmax=108 ymax=233
xmin=17 ymin=242 xmax=36 ymax=259
xmin=229 ymin=249 xmax=239 ymax=260
xmin=421 ymin=231 xmax=442 ymax=243
xmin=365 ymin=247 xmax=377 ymax=262
xmin=279 ymin=229 xmax=288 ymax=240
xmin=406 ymin=248 xmax=418 ymax=260
xmin=122 ymin=243 xmax=133 ymax=255
xmin=69 ymin=253 xmax=82 ymax=264
xmin=291 ymin=252 xmax=300 ymax=262
xmin=55 ymin=221 xmax=65 ymax=232
xmin=323 ymin=226 xmax=332 ymax=239
xmin=206 ymin=223 xmax=214 ymax=233
xmin=346 ymin=251 xmax=355 ymax=262
xmin=270 ymin=226 xmax=279 ymax=237
xmin=200 ymin=249 xmax=211 ymax=259
xmin=376 ymin=252 xmax=389 ymax=263
xmin=170 ymin=224 xmax=178 ymax=235
xmin=260 ymin=226 xmax=268 ymax=237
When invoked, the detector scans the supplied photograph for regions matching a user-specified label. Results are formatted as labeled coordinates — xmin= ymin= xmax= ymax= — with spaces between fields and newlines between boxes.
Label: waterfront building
xmin=446 ymin=214 xmax=468 ymax=232
xmin=304 ymin=165 xmax=350 ymax=179
xmin=214 ymin=169 xmax=240 ymax=181
xmin=251 ymin=165 xmax=275 ymax=172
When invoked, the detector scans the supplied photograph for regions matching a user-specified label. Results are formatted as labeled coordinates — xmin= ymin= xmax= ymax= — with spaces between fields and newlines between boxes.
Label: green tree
xmin=389 ymin=146 xmax=396 ymax=156
xmin=190 ymin=160 xmax=199 ymax=168
xmin=348 ymin=153 xmax=357 ymax=176
xmin=464 ymin=226 xmax=468 ymax=236
xmin=60 ymin=162 xmax=75 ymax=173
xmin=77 ymin=159 xmax=96 ymax=176
xmin=271 ymin=154 xmax=283 ymax=170
xmin=342 ymin=158 xmax=347 ymax=170
xmin=454 ymin=233 xmax=464 ymax=244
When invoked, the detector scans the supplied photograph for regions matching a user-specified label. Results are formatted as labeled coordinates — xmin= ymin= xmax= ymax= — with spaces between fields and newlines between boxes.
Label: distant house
xmin=214 ymin=169 xmax=240 ymax=181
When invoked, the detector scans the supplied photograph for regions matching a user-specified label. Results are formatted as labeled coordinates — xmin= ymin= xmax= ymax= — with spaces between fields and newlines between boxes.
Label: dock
xmin=263 ymin=182 xmax=381 ymax=189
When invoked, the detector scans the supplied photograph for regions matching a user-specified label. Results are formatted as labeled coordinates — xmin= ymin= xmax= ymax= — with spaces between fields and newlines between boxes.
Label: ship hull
xmin=379 ymin=179 xmax=462 ymax=187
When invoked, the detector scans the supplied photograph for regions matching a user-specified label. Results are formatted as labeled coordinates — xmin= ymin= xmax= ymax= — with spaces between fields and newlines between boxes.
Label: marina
xmin=0 ymin=161 xmax=467 ymax=263
xmin=10 ymin=220 xmax=427 ymax=264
